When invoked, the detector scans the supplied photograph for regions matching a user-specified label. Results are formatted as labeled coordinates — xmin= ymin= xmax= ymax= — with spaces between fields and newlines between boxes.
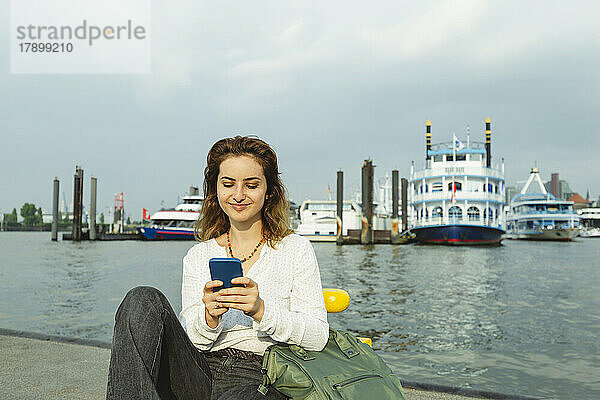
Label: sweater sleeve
xmin=253 ymin=238 xmax=329 ymax=351
xmin=179 ymin=245 xmax=223 ymax=350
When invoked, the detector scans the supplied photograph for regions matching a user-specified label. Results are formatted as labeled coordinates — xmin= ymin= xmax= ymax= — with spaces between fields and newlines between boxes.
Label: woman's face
xmin=217 ymin=155 xmax=268 ymax=226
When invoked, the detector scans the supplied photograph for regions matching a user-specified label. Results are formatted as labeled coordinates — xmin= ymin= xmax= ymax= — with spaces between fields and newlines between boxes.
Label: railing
xmin=410 ymin=191 xmax=504 ymax=203
xmin=509 ymin=209 xmax=577 ymax=215
xmin=410 ymin=217 xmax=502 ymax=229
xmin=411 ymin=166 xmax=504 ymax=181
xmin=507 ymin=212 xmax=580 ymax=219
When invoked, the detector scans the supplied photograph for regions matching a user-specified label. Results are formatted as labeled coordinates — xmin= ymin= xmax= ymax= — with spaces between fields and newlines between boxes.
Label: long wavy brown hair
xmin=194 ymin=136 xmax=293 ymax=247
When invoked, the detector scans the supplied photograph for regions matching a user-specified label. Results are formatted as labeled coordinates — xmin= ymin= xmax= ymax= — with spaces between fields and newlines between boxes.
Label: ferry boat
xmin=577 ymin=208 xmax=600 ymax=238
xmin=296 ymin=200 xmax=362 ymax=242
xmin=138 ymin=194 xmax=202 ymax=240
xmin=409 ymin=118 xmax=505 ymax=245
xmin=505 ymin=168 xmax=580 ymax=241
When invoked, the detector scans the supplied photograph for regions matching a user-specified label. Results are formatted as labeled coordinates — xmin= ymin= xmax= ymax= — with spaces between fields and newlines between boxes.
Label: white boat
xmin=409 ymin=119 xmax=505 ymax=245
xmin=578 ymin=208 xmax=600 ymax=237
xmin=505 ymin=168 xmax=580 ymax=241
xmin=138 ymin=195 xmax=202 ymax=240
xmin=296 ymin=200 xmax=361 ymax=242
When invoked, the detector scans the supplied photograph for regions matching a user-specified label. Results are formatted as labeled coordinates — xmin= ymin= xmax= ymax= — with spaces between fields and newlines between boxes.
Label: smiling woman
xmin=196 ymin=136 xmax=292 ymax=247
xmin=106 ymin=136 xmax=328 ymax=400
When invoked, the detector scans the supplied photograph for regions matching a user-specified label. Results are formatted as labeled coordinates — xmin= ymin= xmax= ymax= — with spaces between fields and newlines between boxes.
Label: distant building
xmin=567 ymin=193 xmax=590 ymax=210
xmin=505 ymin=185 xmax=518 ymax=205
xmin=549 ymin=173 xmax=559 ymax=198
xmin=544 ymin=172 xmax=572 ymax=200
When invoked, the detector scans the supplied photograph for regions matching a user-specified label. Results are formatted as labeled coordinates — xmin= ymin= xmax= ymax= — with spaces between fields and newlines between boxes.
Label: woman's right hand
xmin=203 ymin=280 xmax=228 ymax=328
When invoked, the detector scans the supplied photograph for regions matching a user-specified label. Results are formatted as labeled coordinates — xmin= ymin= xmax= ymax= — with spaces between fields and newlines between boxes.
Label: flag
xmin=142 ymin=208 xmax=151 ymax=221
xmin=328 ymin=184 xmax=332 ymax=201
xmin=451 ymin=181 xmax=456 ymax=202
xmin=454 ymin=135 xmax=465 ymax=151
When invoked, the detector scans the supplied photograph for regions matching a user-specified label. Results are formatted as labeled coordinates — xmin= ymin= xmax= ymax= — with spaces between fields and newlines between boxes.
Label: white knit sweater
xmin=179 ymin=233 xmax=329 ymax=355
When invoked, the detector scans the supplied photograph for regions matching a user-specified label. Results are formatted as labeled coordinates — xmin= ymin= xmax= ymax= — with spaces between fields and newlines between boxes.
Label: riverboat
xmin=408 ymin=118 xmax=505 ymax=245
xmin=577 ymin=208 xmax=600 ymax=238
xmin=296 ymin=200 xmax=362 ymax=242
xmin=505 ymin=168 xmax=580 ymax=241
xmin=138 ymin=194 xmax=202 ymax=240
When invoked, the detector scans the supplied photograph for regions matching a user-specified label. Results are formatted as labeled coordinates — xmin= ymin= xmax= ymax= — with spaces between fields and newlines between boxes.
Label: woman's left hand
xmin=215 ymin=277 xmax=265 ymax=322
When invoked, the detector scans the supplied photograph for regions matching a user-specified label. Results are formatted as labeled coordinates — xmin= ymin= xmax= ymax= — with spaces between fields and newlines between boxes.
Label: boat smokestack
xmin=485 ymin=117 xmax=491 ymax=167
xmin=426 ymin=120 xmax=431 ymax=165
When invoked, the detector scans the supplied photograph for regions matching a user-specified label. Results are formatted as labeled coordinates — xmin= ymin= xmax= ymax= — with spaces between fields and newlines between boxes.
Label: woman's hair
xmin=195 ymin=135 xmax=293 ymax=247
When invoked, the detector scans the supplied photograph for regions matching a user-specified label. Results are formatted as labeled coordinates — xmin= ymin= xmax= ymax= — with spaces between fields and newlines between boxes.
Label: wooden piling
xmin=360 ymin=160 xmax=374 ymax=245
xmin=401 ymin=177 xmax=408 ymax=232
xmin=72 ymin=166 xmax=84 ymax=241
xmin=336 ymin=170 xmax=344 ymax=246
xmin=89 ymin=177 xmax=97 ymax=240
xmin=51 ymin=178 xmax=59 ymax=241
xmin=391 ymin=170 xmax=400 ymax=243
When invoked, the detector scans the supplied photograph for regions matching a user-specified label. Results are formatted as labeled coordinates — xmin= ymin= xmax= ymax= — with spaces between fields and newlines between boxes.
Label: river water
xmin=0 ymin=232 xmax=598 ymax=399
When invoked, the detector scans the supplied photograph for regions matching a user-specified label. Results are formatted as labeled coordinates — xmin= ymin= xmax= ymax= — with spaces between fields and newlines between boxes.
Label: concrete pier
xmin=0 ymin=329 xmax=539 ymax=400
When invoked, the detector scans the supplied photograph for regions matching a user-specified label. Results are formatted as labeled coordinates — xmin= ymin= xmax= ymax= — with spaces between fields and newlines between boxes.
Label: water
xmin=1 ymin=232 xmax=598 ymax=399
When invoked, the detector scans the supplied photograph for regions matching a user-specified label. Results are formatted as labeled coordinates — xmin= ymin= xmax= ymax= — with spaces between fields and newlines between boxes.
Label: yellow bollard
xmin=322 ymin=288 xmax=350 ymax=313
xmin=322 ymin=289 xmax=372 ymax=347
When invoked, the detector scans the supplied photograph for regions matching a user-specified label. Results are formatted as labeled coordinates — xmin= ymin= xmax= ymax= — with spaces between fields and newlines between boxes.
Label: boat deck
xmin=0 ymin=329 xmax=538 ymax=400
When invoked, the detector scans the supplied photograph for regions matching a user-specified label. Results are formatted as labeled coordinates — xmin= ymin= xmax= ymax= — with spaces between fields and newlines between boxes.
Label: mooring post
xmin=72 ymin=166 xmax=84 ymax=241
xmin=391 ymin=170 xmax=399 ymax=244
xmin=360 ymin=160 xmax=374 ymax=244
xmin=52 ymin=178 xmax=59 ymax=241
xmin=336 ymin=170 xmax=344 ymax=246
xmin=90 ymin=176 xmax=97 ymax=240
xmin=72 ymin=167 xmax=80 ymax=241
xmin=401 ymin=177 xmax=408 ymax=232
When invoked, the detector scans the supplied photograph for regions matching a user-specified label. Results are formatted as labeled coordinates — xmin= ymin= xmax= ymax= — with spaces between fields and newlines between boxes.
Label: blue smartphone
xmin=209 ymin=258 xmax=243 ymax=291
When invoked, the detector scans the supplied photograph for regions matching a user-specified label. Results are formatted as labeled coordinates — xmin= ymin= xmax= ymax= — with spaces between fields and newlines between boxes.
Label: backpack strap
xmin=331 ymin=329 xmax=359 ymax=359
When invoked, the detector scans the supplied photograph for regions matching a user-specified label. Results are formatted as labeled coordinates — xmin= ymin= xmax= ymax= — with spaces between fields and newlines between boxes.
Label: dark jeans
xmin=106 ymin=286 xmax=287 ymax=400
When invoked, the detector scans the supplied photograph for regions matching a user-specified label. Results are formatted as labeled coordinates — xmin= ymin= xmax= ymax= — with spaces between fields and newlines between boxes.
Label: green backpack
xmin=258 ymin=329 xmax=407 ymax=399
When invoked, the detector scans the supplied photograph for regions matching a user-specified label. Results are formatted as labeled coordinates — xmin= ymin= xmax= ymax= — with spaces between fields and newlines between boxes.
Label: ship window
xmin=449 ymin=206 xmax=462 ymax=219
xmin=448 ymin=181 xmax=462 ymax=191
xmin=446 ymin=155 xmax=453 ymax=161
xmin=425 ymin=208 xmax=429 ymax=219
xmin=484 ymin=208 xmax=494 ymax=221
xmin=433 ymin=155 xmax=443 ymax=162
xmin=456 ymin=154 xmax=466 ymax=161
xmin=432 ymin=207 xmax=443 ymax=218
xmin=432 ymin=182 xmax=443 ymax=192
xmin=467 ymin=206 xmax=480 ymax=221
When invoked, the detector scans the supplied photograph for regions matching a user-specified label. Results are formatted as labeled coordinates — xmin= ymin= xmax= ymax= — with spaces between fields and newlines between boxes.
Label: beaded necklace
xmin=226 ymin=229 xmax=264 ymax=263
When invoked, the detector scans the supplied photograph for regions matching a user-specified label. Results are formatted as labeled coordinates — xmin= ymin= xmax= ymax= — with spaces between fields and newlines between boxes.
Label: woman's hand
xmin=215 ymin=277 xmax=265 ymax=322
xmin=202 ymin=280 xmax=228 ymax=328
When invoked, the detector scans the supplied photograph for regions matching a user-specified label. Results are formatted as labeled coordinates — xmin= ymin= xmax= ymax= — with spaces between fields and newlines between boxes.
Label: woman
xmin=106 ymin=136 xmax=329 ymax=400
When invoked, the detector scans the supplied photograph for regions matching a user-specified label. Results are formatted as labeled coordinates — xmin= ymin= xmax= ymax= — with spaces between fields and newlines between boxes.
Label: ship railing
xmin=411 ymin=166 xmax=504 ymax=181
xmin=507 ymin=212 xmax=581 ymax=219
xmin=508 ymin=209 xmax=578 ymax=215
xmin=411 ymin=217 xmax=502 ymax=228
xmin=410 ymin=191 xmax=504 ymax=203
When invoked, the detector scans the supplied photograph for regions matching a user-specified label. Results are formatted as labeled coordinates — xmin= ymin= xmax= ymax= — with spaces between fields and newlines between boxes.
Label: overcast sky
xmin=1 ymin=0 xmax=599 ymax=219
